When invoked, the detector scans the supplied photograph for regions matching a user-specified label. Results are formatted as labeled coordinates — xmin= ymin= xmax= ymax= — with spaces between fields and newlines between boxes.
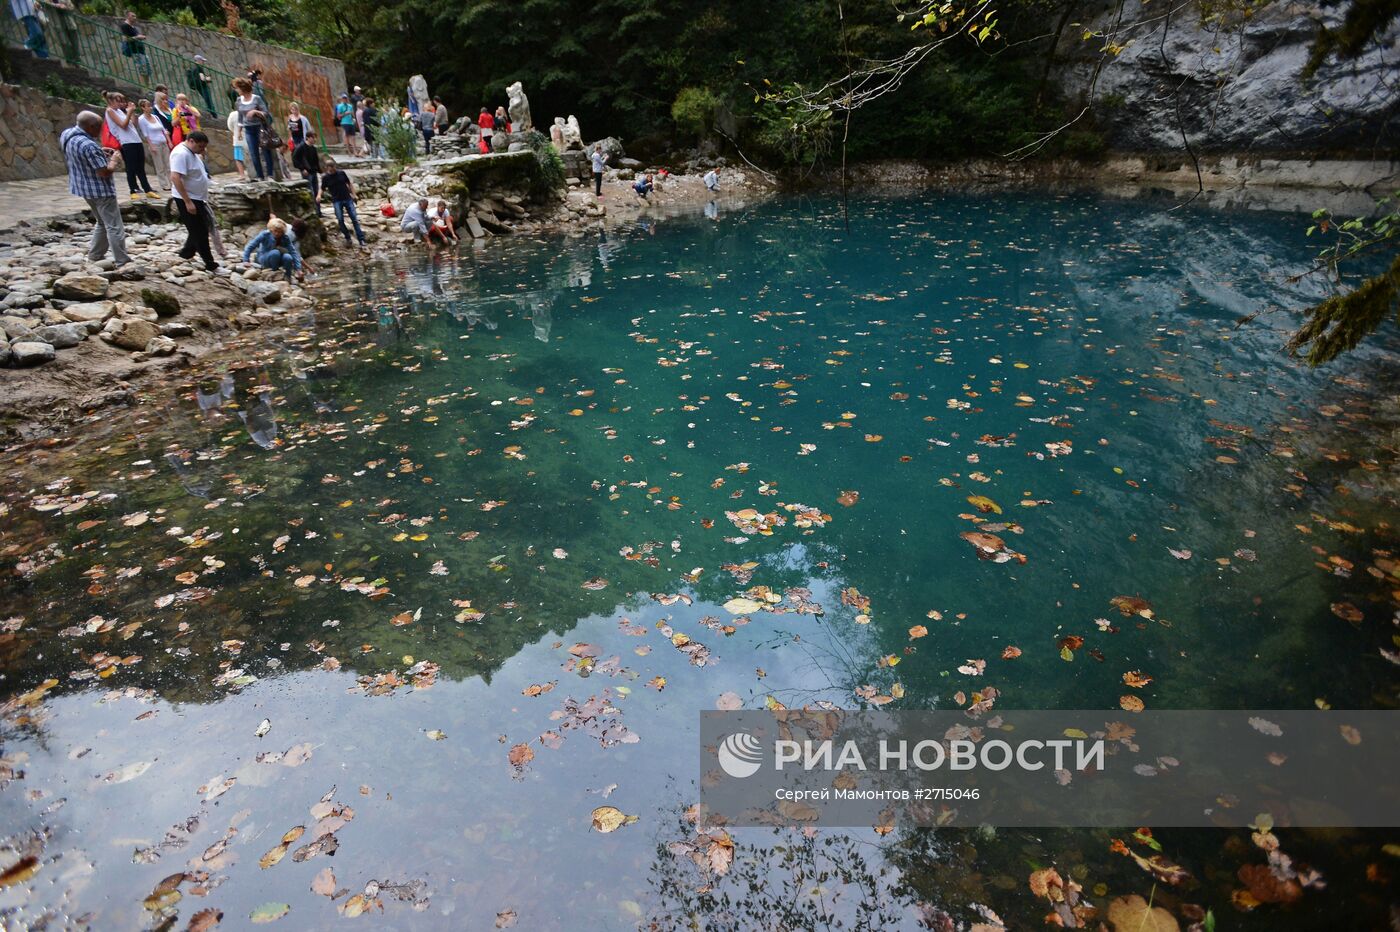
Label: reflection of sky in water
xmin=1 ymin=191 xmax=1396 ymax=929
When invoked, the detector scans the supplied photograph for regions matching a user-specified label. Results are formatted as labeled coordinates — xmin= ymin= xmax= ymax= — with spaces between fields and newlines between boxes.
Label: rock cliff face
xmin=1056 ymin=0 xmax=1400 ymax=153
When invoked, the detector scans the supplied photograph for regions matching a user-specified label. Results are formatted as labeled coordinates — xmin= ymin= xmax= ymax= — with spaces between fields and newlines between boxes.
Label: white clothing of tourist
xmin=703 ymin=169 xmax=719 ymax=191
xmin=169 ymin=141 xmax=210 ymax=201
xmin=226 ymin=109 xmax=245 ymax=153
xmin=105 ymin=107 xmax=141 ymax=145
xmin=138 ymin=112 xmax=170 ymax=189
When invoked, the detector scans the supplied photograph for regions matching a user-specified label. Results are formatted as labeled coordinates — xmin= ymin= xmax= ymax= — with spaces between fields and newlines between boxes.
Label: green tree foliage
xmin=381 ymin=110 xmax=419 ymax=165
xmin=671 ymin=87 xmax=719 ymax=141
xmin=1288 ymin=196 xmax=1400 ymax=365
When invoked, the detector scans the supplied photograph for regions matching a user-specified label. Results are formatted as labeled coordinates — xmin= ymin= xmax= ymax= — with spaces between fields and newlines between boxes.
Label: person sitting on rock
xmin=400 ymin=198 xmax=432 ymax=246
xmin=633 ymin=174 xmax=654 ymax=199
xmin=243 ymin=216 xmax=304 ymax=282
xmin=429 ymin=200 xmax=458 ymax=243
xmin=704 ymin=167 xmax=720 ymax=192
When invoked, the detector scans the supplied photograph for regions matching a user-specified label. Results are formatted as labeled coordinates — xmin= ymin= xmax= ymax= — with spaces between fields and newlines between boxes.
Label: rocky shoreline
xmin=0 ymin=214 xmax=323 ymax=443
xmin=0 ymin=149 xmax=769 ymax=446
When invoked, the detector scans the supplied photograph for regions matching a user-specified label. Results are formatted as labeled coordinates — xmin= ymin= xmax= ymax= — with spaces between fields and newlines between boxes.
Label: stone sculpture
xmin=562 ymin=115 xmax=583 ymax=150
xmin=408 ymin=75 xmax=430 ymax=113
xmin=506 ymin=82 xmax=532 ymax=133
xmin=550 ymin=118 xmax=565 ymax=148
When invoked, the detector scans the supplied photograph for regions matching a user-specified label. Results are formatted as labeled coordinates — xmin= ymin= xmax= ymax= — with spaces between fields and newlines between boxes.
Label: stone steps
xmin=2 ymin=43 xmax=144 ymax=105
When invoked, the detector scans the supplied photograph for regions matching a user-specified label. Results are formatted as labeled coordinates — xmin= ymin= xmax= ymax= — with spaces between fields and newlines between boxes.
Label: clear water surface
xmin=1 ymin=191 xmax=1396 ymax=929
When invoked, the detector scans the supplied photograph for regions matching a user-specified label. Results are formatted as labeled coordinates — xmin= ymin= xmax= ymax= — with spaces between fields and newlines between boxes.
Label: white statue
xmin=550 ymin=118 xmax=566 ymax=147
xmin=562 ymin=115 xmax=583 ymax=150
xmin=506 ymin=82 xmax=532 ymax=133
xmin=409 ymin=74 xmax=430 ymax=112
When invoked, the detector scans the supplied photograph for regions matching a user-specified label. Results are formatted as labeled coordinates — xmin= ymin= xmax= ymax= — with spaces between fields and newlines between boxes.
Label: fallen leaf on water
xmin=508 ymin=744 xmax=534 ymax=767
xmin=966 ymin=495 xmax=1002 ymax=515
xmin=311 ymin=868 xmax=336 ymax=897
xmin=102 ymin=761 xmax=152 ymax=784
xmin=1248 ymin=716 xmax=1283 ymax=737
xmin=581 ymin=577 xmax=610 ymax=590
xmin=591 ymin=805 xmax=638 ymax=833
xmin=959 ymin=531 xmax=1026 ymax=564
xmin=1120 ymin=695 xmax=1145 ymax=712
xmin=1105 ymin=894 xmax=1178 ymax=931
xmin=1238 ymin=863 xmax=1303 ymax=904
xmin=1330 ymin=602 xmax=1363 ymax=623
xmin=1109 ymin=595 xmax=1154 ymax=619
xmin=425 ymin=730 xmax=447 ymax=741
xmin=249 ymin=902 xmax=290 ymax=924
xmin=722 ymin=597 xmax=763 ymax=615
xmin=254 ymin=719 xmax=271 ymax=738
xmin=496 ymin=909 xmax=518 ymax=928
xmin=1168 ymin=548 xmax=1192 ymax=560
xmin=909 ymin=625 xmax=928 ymax=639
xmin=188 ymin=908 xmax=223 ymax=931
xmin=0 ymin=856 xmax=40 ymax=889
xmin=716 ymin=692 xmax=742 ymax=710
xmin=837 ymin=490 xmax=859 ymax=507
xmin=1122 ymin=670 xmax=1153 ymax=688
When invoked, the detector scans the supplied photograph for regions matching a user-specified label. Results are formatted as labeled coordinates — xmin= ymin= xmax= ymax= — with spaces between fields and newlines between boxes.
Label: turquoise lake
xmin=0 ymin=191 xmax=1396 ymax=929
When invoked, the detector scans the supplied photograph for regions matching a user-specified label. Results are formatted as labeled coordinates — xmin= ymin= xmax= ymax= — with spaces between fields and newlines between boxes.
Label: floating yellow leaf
xmin=590 ymin=805 xmax=637 ymax=833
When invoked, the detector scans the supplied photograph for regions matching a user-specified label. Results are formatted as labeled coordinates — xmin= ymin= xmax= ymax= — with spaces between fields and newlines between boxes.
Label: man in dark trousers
xmin=171 ymin=131 xmax=216 ymax=270
xmin=291 ymin=134 xmax=322 ymax=213
xmin=187 ymin=54 xmax=215 ymax=112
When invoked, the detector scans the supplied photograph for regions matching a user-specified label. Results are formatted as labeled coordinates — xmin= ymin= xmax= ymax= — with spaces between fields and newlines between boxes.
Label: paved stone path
xmin=0 ymin=172 xmax=253 ymax=234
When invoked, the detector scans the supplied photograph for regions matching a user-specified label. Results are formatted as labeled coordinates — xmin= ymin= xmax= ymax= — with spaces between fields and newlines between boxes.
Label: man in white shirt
xmin=703 ymin=168 xmax=720 ymax=192
xmin=170 ymin=131 xmax=216 ymax=270
xmin=400 ymin=198 xmax=431 ymax=245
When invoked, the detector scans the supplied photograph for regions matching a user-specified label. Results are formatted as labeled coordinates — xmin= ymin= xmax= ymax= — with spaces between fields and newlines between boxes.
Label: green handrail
xmin=4 ymin=4 xmax=328 ymax=152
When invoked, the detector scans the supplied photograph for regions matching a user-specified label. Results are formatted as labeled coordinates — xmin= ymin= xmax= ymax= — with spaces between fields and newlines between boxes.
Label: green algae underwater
xmin=1 ymin=190 xmax=1397 ymax=930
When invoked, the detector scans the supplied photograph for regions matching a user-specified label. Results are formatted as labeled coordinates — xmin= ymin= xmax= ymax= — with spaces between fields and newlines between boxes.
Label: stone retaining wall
xmin=91 ymin=16 xmax=346 ymax=133
xmin=0 ymin=83 xmax=236 ymax=182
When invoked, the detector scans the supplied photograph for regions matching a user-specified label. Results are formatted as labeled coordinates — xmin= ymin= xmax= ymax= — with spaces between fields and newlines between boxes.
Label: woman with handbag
xmin=104 ymin=90 xmax=157 ymax=200
xmin=232 ymin=77 xmax=275 ymax=180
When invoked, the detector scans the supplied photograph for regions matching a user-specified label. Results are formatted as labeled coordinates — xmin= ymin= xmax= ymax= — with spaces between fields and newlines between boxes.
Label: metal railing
xmin=4 ymin=3 xmax=328 ymax=150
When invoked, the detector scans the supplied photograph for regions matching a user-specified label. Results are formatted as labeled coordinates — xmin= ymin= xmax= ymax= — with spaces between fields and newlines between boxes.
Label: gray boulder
xmin=0 ymin=340 xmax=9 ymax=367
xmin=34 ymin=323 xmax=86 ymax=349
xmin=61 ymin=301 xmax=117 ymax=324
xmin=2 ymin=291 xmax=45 ymax=310
xmin=245 ymin=282 xmax=283 ymax=304
xmin=0 ymin=316 xmax=35 ymax=341
xmin=590 ymin=137 xmax=625 ymax=162
xmin=52 ymin=273 xmax=110 ymax=301
xmin=11 ymin=341 xmax=56 ymax=366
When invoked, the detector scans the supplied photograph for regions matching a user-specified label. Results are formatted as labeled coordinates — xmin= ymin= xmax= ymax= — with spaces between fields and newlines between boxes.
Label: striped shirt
xmin=60 ymin=126 xmax=115 ymax=199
